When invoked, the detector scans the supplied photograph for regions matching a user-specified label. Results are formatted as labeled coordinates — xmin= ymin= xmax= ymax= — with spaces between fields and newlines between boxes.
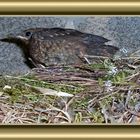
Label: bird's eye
xmin=25 ymin=31 xmax=32 ymax=37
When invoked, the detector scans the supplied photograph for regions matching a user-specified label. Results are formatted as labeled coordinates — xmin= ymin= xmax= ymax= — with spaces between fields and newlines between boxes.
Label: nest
xmin=1 ymin=53 xmax=140 ymax=124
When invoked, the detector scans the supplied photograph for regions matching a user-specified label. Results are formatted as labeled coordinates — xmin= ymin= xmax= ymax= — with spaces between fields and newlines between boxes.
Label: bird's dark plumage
xmin=0 ymin=28 xmax=119 ymax=68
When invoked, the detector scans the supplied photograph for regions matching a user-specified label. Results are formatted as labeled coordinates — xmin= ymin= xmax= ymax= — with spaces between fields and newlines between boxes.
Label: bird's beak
xmin=0 ymin=33 xmax=18 ymax=43
xmin=0 ymin=34 xmax=27 ymax=44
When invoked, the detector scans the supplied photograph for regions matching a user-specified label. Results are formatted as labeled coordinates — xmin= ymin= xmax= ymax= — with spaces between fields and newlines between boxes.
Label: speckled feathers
xmin=0 ymin=27 xmax=119 ymax=68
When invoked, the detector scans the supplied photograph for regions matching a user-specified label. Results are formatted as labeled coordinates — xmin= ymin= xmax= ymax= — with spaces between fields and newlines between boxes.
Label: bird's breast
xmin=28 ymin=38 xmax=85 ymax=65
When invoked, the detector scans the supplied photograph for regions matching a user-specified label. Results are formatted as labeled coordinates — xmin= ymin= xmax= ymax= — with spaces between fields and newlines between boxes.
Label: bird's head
xmin=0 ymin=28 xmax=47 ymax=68
xmin=0 ymin=29 xmax=36 ymax=46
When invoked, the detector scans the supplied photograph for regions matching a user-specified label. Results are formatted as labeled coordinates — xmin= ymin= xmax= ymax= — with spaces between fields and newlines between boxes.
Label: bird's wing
xmin=32 ymin=28 xmax=109 ymax=45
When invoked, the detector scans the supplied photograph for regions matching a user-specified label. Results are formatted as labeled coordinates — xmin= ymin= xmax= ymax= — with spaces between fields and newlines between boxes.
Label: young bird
xmin=0 ymin=28 xmax=119 ymax=68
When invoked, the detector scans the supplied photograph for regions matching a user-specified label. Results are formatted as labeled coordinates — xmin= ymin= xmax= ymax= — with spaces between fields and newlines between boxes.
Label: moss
xmin=90 ymin=109 xmax=105 ymax=123
xmin=0 ymin=75 xmax=85 ymax=104
xmin=0 ymin=77 xmax=32 ymax=103
xmin=89 ymin=63 xmax=106 ymax=69
xmin=20 ymin=77 xmax=85 ymax=94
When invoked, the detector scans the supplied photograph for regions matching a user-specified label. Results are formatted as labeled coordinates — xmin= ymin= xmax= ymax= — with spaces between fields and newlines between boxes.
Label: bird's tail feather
xmin=86 ymin=44 xmax=119 ymax=57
